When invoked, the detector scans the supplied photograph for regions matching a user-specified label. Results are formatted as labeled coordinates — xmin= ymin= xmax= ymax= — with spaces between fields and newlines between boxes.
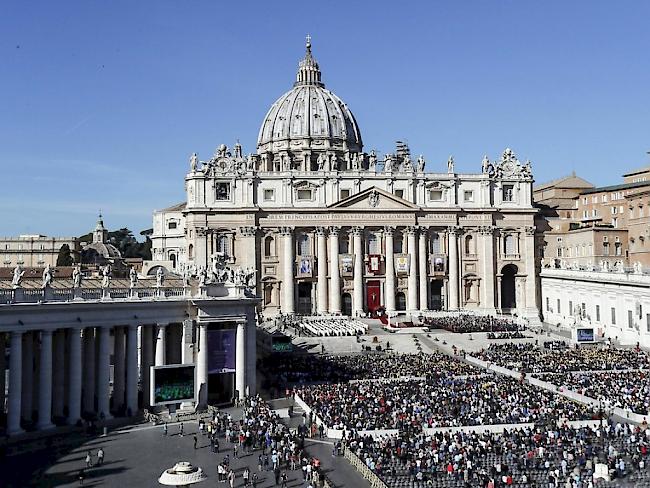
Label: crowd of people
xmin=472 ymin=343 xmax=650 ymax=374
xmin=487 ymin=331 xmax=529 ymax=340
xmin=345 ymin=421 xmax=650 ymax=487
xmin=278 ymin=315 xmax=368 ymax=337
xmin=424 ymin=314 xmax=520 ymax=334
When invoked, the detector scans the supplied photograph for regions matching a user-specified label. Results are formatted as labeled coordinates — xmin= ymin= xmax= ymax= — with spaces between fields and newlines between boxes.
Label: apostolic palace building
xmin=149 ymin=39 xmax=541 ymax=322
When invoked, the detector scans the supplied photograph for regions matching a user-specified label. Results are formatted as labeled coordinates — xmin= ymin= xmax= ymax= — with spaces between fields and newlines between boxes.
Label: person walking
xmin=243 ymin=467 xmax=250 ymax=487
xmin=274 ymin=466 xmax=281 ymax=485
xmin=78 ymin=468 xmax=85 ymax=485
xmin=251 ymin=473 xmax=259 ymax=488
xmin=85 ymin=451 xmax=93 ymax=468
xmin=280 ymin=471 xmax=288 ymax=488
xmin=228 ymin=469 xmax=235 ymax=488
xmin=163 ymin=422 xmax=168 ymax=436
xmin=193 ymin=434 xmax=198 ymax=450
xmin=96 ymin=447 xmax=104 ymax=466
xmin=179 ymin=422 xmax=184 ymax=437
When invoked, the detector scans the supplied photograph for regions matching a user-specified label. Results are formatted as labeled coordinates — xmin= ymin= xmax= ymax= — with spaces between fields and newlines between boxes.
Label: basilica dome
xmin=256 ymin=39 xmax=362 ymax=154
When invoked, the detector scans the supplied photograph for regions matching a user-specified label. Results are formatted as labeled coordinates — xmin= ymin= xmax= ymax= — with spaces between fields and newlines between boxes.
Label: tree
xmin=56 ymin=244 xmax=74 ymax=266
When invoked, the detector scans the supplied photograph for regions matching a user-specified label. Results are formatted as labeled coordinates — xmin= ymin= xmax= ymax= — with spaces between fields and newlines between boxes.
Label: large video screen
xmin=576 ymin=328 xmax=595 ymax=342
xmin=208 ymin=329 xmax=236 ymax=373
xmin=152 ymin=365 xmax=195 ymax=405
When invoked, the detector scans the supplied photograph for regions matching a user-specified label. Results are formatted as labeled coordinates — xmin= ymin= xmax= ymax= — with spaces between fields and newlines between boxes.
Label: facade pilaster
xmin=481 ymin=226 xmax=496 ymax=312
xmin=406 ymin=226 xmax=419 ymax=311
xmin=236 ymin=323 xmax=246 ymax=400
xmin=448 ymin=227 xmax=460 ymax=310
xmin=96 ymin=326 xmax=112 ymax=420
xmin=280 ymin=227 xmax=295 ymax=314
xmin=384 ymin=226 xmax=396 ymax=313
xmin=328 ymin=227 xmax=341 ymax=314
xmin=418 ymin=228 xmax=428 ymax=311
xmin=352 ymin=226 xmax=364 ymax=316
xmin=8 ymin=331 xmax=23 ymax=436
xmin=125 ymin=325 xmax=138 ymax=416
xmin=37 ymin=330 xmax=54 ymax=429
xmin=112 ymin=326 xmax=125 ymax=413
xmin=316 ymin=226 xmax=328 ymax=314
xmin=67 ymin=328 xmax=82 ymax=425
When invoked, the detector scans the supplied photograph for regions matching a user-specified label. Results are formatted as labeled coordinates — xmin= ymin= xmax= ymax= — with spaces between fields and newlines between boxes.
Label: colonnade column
xmin=407 ymin=227 xmax=418 ymax=312
xmin=328 ymin=227 xmax=341 ymax=314
xmin=141 ymin=325 xmax=154 ymax=408
xmin=280 ymin=227 xmax=295 ymax=314
xmin=96 ymin=326 xmax=112 ymax=420
xmin=316 ymin=227 xmax=328 ymax=314
xmin=37 ymin=330 xmax=54 ymax=430
xmin=0 ymin=334 xmax=5 ymax=423
xmin=448 ymin=226 xmax=459 ymax=310
xmin=7 ymin=331 xmax=23 ymax=436
xmin=236 ymin=322 xmax=246 ymax=400
xmin=125 ymin=325 xmax=138 ymax=416
xmin=352 ymin=226 xmax=364 ymax=317
xmin=82 ymin=328 xmax=95 ymax=413
xmin=418 ymin=228 xmax=428 ymax=311
xmin=384 ymin=226 xmax=396 ymax=313
xmin=481 ymin=226 xmax=496 ymax=312
xmin=21 ymin=331 xmax=33 ymax=421
xmin=67 ymin=328 xmax=82 ymax=425
xmin=52 ymin=330 xmax=65 ymax=419
xmin=155 ymin=324 xmax=167 ymax=366
xmin=196 ymin=324 xmax=208 ymax=406
xmin=524 ymin=226 xmax=538 ymax=317
xmin=113 ymin=326 xmax=125 ymax=413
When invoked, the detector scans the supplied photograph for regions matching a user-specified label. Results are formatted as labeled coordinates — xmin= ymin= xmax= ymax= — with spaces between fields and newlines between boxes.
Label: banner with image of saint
xmin=394 ymin=254 xmax=410 ymax=275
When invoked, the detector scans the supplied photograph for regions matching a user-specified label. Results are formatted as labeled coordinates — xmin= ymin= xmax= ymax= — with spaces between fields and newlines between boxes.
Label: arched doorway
xmin=342 ymin=293 xmax=352 ymax=316
xmin=396 ymin=292 xmax=406 ymax=311
xmin=500 ymin=264 xmax=518 ymax=310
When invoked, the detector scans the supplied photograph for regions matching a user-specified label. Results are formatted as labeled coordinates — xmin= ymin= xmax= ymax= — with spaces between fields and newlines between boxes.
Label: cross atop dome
xmin=296 ymin=34 xmax=323 ymax=87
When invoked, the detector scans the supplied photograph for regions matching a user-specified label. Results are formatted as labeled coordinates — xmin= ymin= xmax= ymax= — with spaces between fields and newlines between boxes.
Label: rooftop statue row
xmin=188 ymin=145 xmax=533 ymax=179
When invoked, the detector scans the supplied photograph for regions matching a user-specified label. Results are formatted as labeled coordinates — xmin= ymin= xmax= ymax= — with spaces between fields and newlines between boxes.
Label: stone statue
xmin=403 ymin=154 xmax=413 ymax=171
xmin=317 ymin=153 xmax=326 ymax=171
xmin=156 ymin=267 xmax=165 ymax=287
xmin=72 ymin=265 xmax=82 ymax=288
xmin=233 ymin=141 xmax=243 ymax=158
xmin=182 ymin=266 xmax=191 ymax=286
xmin=416 ymin=155 xmax=425 ymax=172
xmin=351 ymin=153 xmax=359 ymax=171
xmin=245 ymin=267 xmax=256 ymax=288
xmin=11 ymin=265 xmax=24 ymax=288
xmin=247 ymin=153 xmax=255 ymax=171
xmin=101 ymin=264 xmax=111 ymax=288
xmin=481 ymin=155 xmax=490 ymax=174
xmin=614 ymin=261 xmax=625 ymax=273
xmin=217 ymin=144 xmax=227 ymax=158
xmin=198 ymin=266 xmax=207 ymax=286
xmin=384 ymin=154 xmax=394 ymax=172
xmin=368 ymin=150 xmax=377 ymax=171
xmin=522 ymin=160 xmax=532 ymax=178
xmin=190 ymin=152 xmax=198 ymax=172
xmin=331 ymin=154 xmax=338 ymax=171
xmin=633 ymin=261 xmax=643 ymax=275
xmin=601 ymin=261 xmax=610 ymax=272
xmin=42 ymin=264 xmax=53 ymax=288
xmin=129 ymin=266 xmax=138 ymax=288
xmin=447 ymin=156 xmax=455 ymax=173
xmin=281 ymin=153 xmax=290 ymax=171
xmin=234 ymin=267 xmax=246 ymax=286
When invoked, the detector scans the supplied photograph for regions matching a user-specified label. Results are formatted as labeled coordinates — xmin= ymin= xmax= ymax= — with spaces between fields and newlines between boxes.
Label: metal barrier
xmin=343 ymin=448 xmax=389 ymax=488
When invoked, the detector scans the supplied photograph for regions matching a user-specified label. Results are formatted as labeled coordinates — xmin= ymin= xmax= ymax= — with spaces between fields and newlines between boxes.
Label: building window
xmin=603 ymin=243 xmax=610 ymax=256
xmin=464 ymin=191 xmax=474 ymax=202
xmin=557 ymin=299 xmax=561 ymax=314
xmin=297 ymin=189 xmax=312 ymax=201
xmin=628 ymin=310 xmax=634 ymax=328
xmin=596 ymin=305 xmax=600 ymax=322
xmin=611 ymin=307 xmax=616 ymax=325
xmin=264 ymin=189 xmax=275 ymax=201
xmin=647 ymin=314 xmax=650 ymax=333
xmin=168 ymin=222 xmax=177 ymax=230
xmin=215 ymin=182 xmax=231 ymax=201
xmin=367 ymin=233 xmax=380 ymax=254
xmin=615 ymin=243 xmax=622 ymax=256
xmin=546 ymin=297 xmax=550 ymax=311
xmin=504 ymin=234 xmax=517 ymax=255
xmin=340 ymin=189 xmax=350 ymax=199
xmin=612 ymin=217 xmax=618 ymax=228
xmin=429 ymin=190 xmax=443 ymax=201
xmin=569 ymin=301 xmax=573 ymax=315
xmin=395 ymin=189 xmax=404 ymax=198
xmin=264 ymin=236 xmax=275 ymax=257
xmin=503 ymin=185 xmax=514 ymax=202
xmin=298 ymin=234 xmax=310 ymax=255
xmin=430 ymin=233 xmax=441 ymax=253
xmin=216 ymin=235 xmax=230 ymax=256
xmin=464 ymin=235 xmax=475 ymax=255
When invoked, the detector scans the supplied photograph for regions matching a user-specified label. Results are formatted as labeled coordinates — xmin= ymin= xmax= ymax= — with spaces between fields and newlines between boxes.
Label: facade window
xmin=603 ymin=243 xmax=610 ymax=256
xmin=339 ymin=234 xmax=350 ymax=254
xmin=464 ymin=191 xmax=474 ymax=202
xmin=395 ymin=189 xmax=404 ymax=198
xmin=596 ymin=305 xmax=600 ymax=322
xmin=216 ymin=235 xmax=230 ymax=256
xmin=297 ymin=189 xmax=312 ymax=201
xmin=168 ymin=222 xmax=177 ymax=229
xmin=503 ymin=185 xmax=514 ymax=202
xmin=188 ymin=244 xmax=193 ymax=260
xmin=264 ymin=236 xmax=275 ymax=257
xmin=546 ymin=297 xmax=550 ymax=311
xmin=612 ymin=217 xmax=618 ymax=228
xmin=264 ymin=189 xmax=275 ymax=201
xmin=569 ymin=301 xmax=573 ymax=315
xmin=464 ymin=235 xmax=475 ymax=255
xmin=215 ymin=182 xmax=231 ymax=201
xmin=430 ymin=233 xmax=441 ymax=253
xmin=298 ymin=234 xmax=310 ymax=255
xmin=367 ymin=233 xmax=380 ymax=254
xmin=615 ymin=243 xmax=622 ymax=256
xmin=429 ymin=190 xmax=443 ymax=201
xmin=628 ymin=310 xmax=634 ymax=328
xmin=611 ymin=307 xmax=616 ymax=325
xmin=557 ymin=299 xmax=561 ymax=314
xmin=504 ymin=234 xmax=517 ymax=255
xmin=340 ymin=189 xmax=350 ymax=199
xmin=647 ymin=314 xmax=650 ymax=333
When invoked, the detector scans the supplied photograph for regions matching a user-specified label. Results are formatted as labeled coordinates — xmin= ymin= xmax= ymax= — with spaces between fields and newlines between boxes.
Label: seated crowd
xmin=280 ymin=315 xmax=367 ymax=337
xmin=472 ymin=343 xmax=650 ymax=374
xmin=487 ymin=331 xmax=528 ymax=340
xmin=425 ymin=314 xmax=520 ymax=334
xmin=536 ymin=371 xmax=650 ymax=415
xmin=346 ymin=421 xmax=650 ymax=488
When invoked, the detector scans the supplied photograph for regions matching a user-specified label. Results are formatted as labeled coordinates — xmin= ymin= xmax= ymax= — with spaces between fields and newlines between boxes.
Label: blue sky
xmin=1 ymin=1 xmax=649 ymax=237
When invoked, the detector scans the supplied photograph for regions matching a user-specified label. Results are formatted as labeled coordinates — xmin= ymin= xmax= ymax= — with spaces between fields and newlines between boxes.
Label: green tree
xmin=56 ymin=244 xmax=74 ymax=266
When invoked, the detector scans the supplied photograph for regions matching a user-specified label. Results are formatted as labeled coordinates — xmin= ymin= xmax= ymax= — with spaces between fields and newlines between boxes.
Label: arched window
xmin=188 ymin=244 xmax=194 ymax=260
xmin=169 ymin=253 xmax=177 ymax=269
xmin=217 ymin=235 xmax=230 ymax=256
xmin=298 ymin=234 xmax=310 ymax=256
xmin=430 ymin=233 xmax=441 ymax=254
xmin=504 ymin=234 xmax=516 ymax=255
xmin=264 ymin=236 xmax=275 ymax=257
xmin=464 ymin=235 xmax=475 ymax=255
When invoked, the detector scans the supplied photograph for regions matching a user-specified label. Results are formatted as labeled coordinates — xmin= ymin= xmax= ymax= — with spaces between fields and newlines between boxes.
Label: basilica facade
xmin=150 ymin=40 xmax=540 ymax=320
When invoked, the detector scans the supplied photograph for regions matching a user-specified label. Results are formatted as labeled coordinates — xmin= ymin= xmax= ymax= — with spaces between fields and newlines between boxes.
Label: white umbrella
xmin=158 ymin=462 xmax=207 ymax=487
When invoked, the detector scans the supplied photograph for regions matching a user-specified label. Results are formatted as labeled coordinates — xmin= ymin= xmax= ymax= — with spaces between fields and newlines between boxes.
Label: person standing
xmin=228 ymin=469 xmax=235 ymax=488
xmin=163 ymin=423 xmax=168 ymax=436
xmin=179 ymin=422 xmax=184 ymax=437
xmin=274 ymin=466 xmax=281 ymax=485
xmin=280 ymin=471 xmax=288 ymax=488
xmin=96 ymin=447 xmax=104 ymax=466
xmin=243 ymin=467 xmax=250 ymax=487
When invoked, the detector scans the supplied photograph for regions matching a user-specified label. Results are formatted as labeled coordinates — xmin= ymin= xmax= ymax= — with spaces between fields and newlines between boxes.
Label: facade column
xmin=96 ymin=326 xmax=112 ymax=420
xmin=407 ymin=227 xmax=419 ymax=312
xmin=82 ymin=328 xmax=95 ymax=414
xmin=37 ymin=330 xmax=54 ymax=430
xmin=52 ymin=329 xmax=65 ymax=418
xmin=21 ymin=331 xmax=33 ymax=421
xmin=329 ymin=227 xmax=341 ymax=314
xmin=418 ymin=228 xmax=428 ymax=311
xmin=352 ymin=226 xmax=364 ymax=317
xmin=384 ymin=226 xmax=396 ymax=313
xmin=7 ymin=331 xmax=23 ymax=436
xmin=280 ymin=227 xmax=295 ymax=314
xmin=155 ymin=324 xmax=167 ymax=366
xmin=113 ymin=326 xmax=125 ymax=413
xmin=125 ymin=325 xmax=138 ymax=416
xmin=236 ymin=323 xmax=246 ymax=400
xmin=141 ymin=325 xmax=154 ymax=408
xmin=0 ymin=333 xmax=5 ymax=423
xmin=246 ymin=315 xmax=256 ymax=397
xmin=524 ymin=226 xmax=538 ymax=319
xmin=196 ymin=324 xmax=208 ymax=406
xmin=181 ymin=320 xmax=194 ymax=409
xmin=481 ymin=226 xmax=496 ymax=312
xmin=67 ymin=328 xmax=82 ymax=425
xmin=316 ymin=227 xmax=328 ymax=314
xmin=448 ymin=226 xmax=460 ymax=310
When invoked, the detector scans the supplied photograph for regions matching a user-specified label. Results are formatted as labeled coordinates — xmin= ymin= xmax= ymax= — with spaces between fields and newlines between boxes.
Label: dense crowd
xmin=487 ymin=331 xmax=529 ymax=340
xmin=425 ymin=314 xmax=520 ymax=334
xmin=472 ymin=343 xmax=650 ymax=374
xmin=295 ymin=375 xmax=593 ymax=431
xmin=278 ymin=315 xmax=367 ymax=337
xmin=537 ymin=371 xmax=650 ymax=415
xmin=346 ymin=421 xmax=650 ymax=487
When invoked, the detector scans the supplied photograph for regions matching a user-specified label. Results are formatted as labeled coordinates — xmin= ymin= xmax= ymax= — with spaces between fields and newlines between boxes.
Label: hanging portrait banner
xmin=339 ymin=254 xmax=354 ymax=277
xmin=431 ymin=255 xmax=446 ymax=274
xmin=368 ymin=254 xmax=381 ymax=274
xmin=297 ymin=256 xmax=313 ymax=278
xmin=394 ymin=254 xmax=410 ymax=275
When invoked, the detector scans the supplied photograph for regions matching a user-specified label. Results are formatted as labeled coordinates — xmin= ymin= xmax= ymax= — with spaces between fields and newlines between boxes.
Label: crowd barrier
xmin=343 ymin=447 xmax=389 ymax=488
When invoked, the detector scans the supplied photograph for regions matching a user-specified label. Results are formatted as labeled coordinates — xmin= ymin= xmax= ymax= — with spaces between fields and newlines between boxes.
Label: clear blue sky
xmin=1 ymin=1 xmax=649 ymax=237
